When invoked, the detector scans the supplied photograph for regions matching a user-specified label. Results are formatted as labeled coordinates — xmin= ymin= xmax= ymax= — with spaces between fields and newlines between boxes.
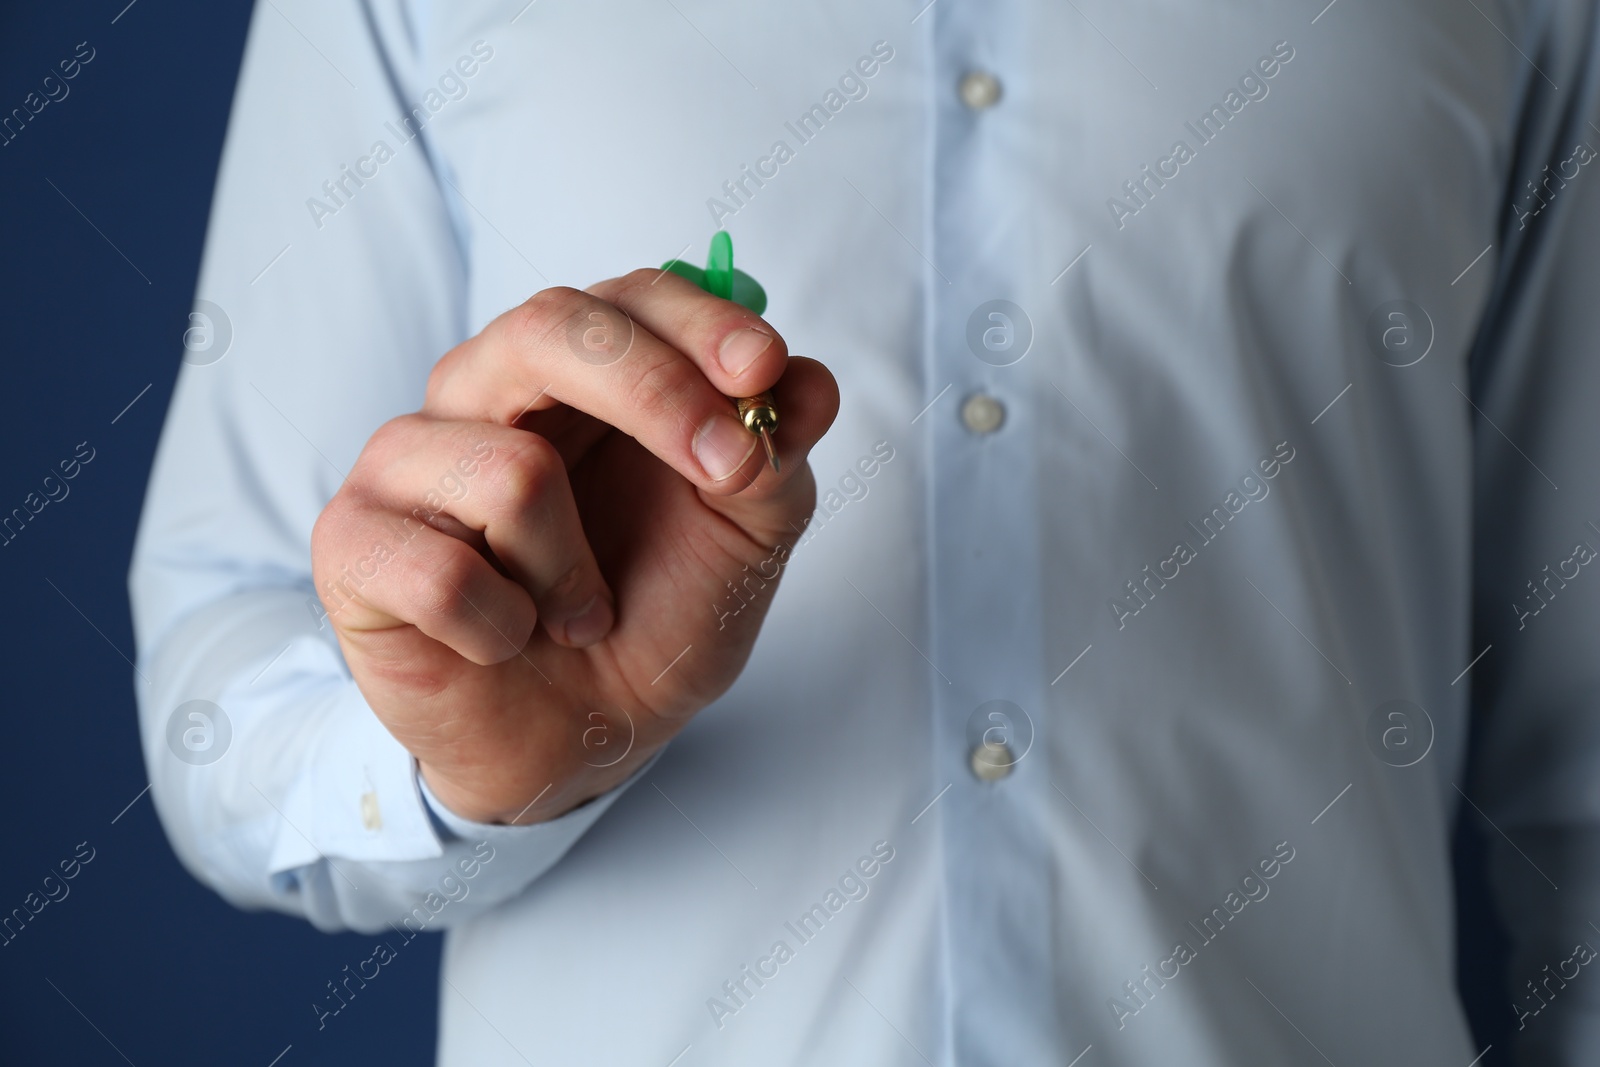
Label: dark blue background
xmin=0 ymin=4 xmax=437 ymax=1066
xmin=0 ymin=2 xmax=1510 ymax=1065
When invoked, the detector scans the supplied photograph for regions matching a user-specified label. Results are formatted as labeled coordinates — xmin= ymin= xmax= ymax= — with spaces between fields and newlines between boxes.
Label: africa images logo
xmin=165 ymin=700 xmax=231 ymax=766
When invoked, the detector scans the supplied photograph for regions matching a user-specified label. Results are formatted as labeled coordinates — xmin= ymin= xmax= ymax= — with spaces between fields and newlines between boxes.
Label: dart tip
xmin=759 ymin=427 xmax=780 ymax=473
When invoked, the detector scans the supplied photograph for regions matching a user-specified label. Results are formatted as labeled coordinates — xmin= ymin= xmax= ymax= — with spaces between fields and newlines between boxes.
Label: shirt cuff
xmin=264 ymin=662 xmax=444 ymax=876
xmin=255 ymin=627 xmax=662 ymax=899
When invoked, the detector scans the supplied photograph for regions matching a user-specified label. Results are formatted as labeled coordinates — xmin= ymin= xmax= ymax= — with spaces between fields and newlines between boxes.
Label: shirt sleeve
xmin=1466 ymin=2 xmax=1600 ymax=1061
xmin=129 ymin=0 xmax=636 ymax=935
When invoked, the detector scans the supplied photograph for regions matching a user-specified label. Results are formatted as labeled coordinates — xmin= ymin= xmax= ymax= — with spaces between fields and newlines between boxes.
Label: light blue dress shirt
xmin=131 ymin=0 xmax=1600 ymax=1063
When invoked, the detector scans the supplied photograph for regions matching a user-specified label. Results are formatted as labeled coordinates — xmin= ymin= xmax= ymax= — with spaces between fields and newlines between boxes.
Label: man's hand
xmin=310 ymin=269 xmax=839 ymax=824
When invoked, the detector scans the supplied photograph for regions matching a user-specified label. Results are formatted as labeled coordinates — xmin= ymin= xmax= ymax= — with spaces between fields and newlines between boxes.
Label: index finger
xmin=423 ymin=281 xmax=782 ymax=491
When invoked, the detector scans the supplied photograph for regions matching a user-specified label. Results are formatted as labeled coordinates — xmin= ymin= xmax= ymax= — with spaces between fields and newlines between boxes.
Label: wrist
xmin=418 ymin=761 xmax=562 ymax=826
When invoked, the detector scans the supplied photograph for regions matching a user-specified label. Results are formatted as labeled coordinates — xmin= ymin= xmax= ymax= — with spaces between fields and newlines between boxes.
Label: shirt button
xmin=958 ymin=70 xmax=1003 ymax=110
xmin=360 ymin=789 xmax=383 ymax=831
xmin=961 ymin=393 xmax=1006 ymax=434
xmin=970 ymin=740 xmax=1015 ymax=781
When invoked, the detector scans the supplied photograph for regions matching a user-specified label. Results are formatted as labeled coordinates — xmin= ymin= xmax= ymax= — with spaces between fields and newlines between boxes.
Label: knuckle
xmin=611 ymin=268 xmax=661 ymax=302
xmin=412 ymin=545 xmax=481 ymax=623
xmin=685 ymin=293 xmax=752 ymax=341
xmin=485 ymin=436 xmax=560 ymax=513
xmin=424 ymin=342 xmax=471 ymax=407
xmin=542 ymin=559 xmax=588 ymax=603
xmin=505 ymin=286 xmax=589 ymax=355
xmin=308 ymin=508 xmax=339 ymax=580
xmin=377 ymin=411 xmax=428 ymax=445
xmin=311 ymin=491 xmax=363 ymax=564
xmin=685 ymin=301 xmax=732 ymax=343
xmin=357 ymin=414 xmax=423 ymax=474
xmin=626 ymin=355 xmax=697 ymax=429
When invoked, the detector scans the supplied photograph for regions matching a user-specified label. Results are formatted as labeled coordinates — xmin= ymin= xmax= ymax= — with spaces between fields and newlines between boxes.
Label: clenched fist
xmin=310 ymin=268 xmax=839 ymax=824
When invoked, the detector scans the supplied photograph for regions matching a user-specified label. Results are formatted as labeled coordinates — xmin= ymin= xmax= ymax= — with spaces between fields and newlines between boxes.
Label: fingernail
xmin=563 ymin=594 xmax=614 ymax=647
xmin=693 ymin=414 xmax=758 ymax=481
xmin=718 ymin=328 xmax=773 ymax=378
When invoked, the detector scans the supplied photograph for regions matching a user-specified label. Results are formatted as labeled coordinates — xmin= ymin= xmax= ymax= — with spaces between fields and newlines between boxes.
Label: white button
xmin=970 ymin=740 xmax=1015 ymax=781
xmin=360 ymin=789 xmax=383 ymax=830
xmin=961 ymin=393 xmax=1006 ymax=434
xmin=959 ymin=70 xmax=1003 ymax=110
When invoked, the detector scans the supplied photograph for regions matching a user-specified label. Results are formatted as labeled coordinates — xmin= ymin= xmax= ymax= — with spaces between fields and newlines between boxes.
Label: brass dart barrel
xmin=736 ymin=391 xmax=780 ymax=474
